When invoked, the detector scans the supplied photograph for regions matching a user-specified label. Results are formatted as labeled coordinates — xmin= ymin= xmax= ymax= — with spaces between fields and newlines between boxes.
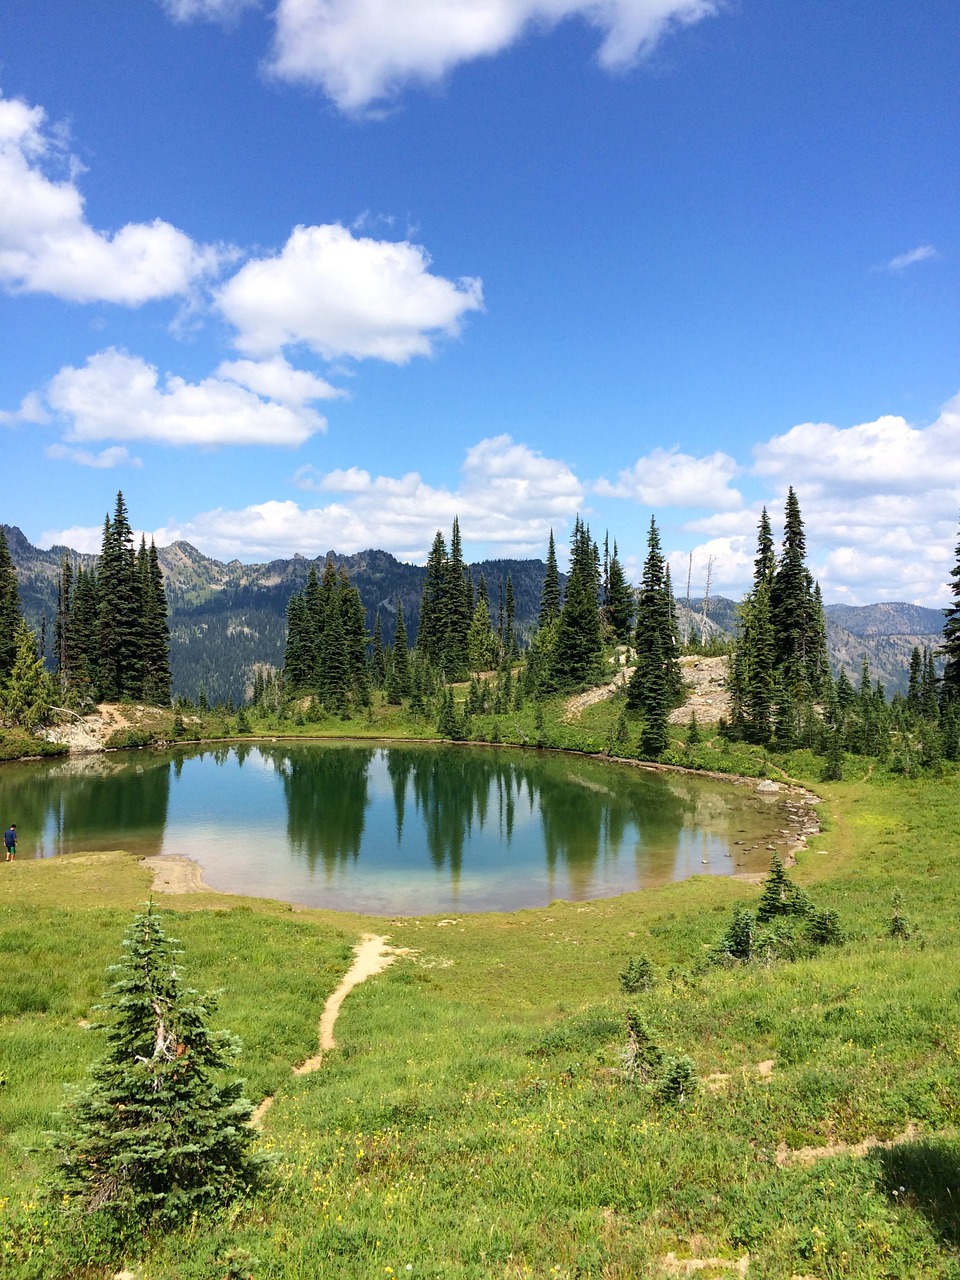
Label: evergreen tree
xmin=551 ymin=518 xmax=604 ymax=689
xmin=467 ymin=592 xmax=497 ymax=672
xmin=392 ymin=600 xmax=411 ymax=697
xmin=907 ymin=646 xmax=923 ymax=714
xmin=97 ymin=494 xmax=143 ymax=701
xmin=606 ymin=540 xmax=634 ymax=644
xmin=140 ymin=540 xmax=172 ymax=705
xmin=921 ymin=647 xmax=939 ymax=720
xmin=442 ymin=517 xmax=472 ymax=679
xmin=627 ymin=517 xmax=680 ymax=713
xmin=637 ymin=631 xmax=669 ymax=759
xmin=769 ymin=489 xmax=828 ymax=700
xmin=55 ymin=554 xmax=73 ymax=696
xmin=538 ymin=529 xmax=562 ymax=627
xmin=48 ymin=903 xmax=263 ymax=1226
xmin=504 ymin=573 xmax=517 ymax=661
xmin=1 ymin=620 xmax=53 ymax=727
xmin=0 ymin=528 xmax=22 ymax=682
xmin=941 ymin=515 xmax=960 ymax=705
xmin=417 ymin=530 xmax=448 ymax=666
xmin=370 ymin=611 xmax=386 ymax=689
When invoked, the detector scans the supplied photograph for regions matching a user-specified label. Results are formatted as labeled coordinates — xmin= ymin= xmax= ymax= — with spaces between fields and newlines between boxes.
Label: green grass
xmin=3 ymin=753 xmax=960 ymax=1276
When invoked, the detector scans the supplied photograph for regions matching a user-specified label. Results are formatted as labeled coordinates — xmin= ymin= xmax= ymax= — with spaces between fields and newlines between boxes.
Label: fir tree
xmin=140 ymin=541 xmax=172 ymax=705
xmin=606 ymin=540 xmax=634 ymax=644
xmin=551 ymin=517 xmax=603 ymax=689
xmin=417 ymin=530 xmax=449 ymax=666
xmin=392 ymin=600 xmax=411 ymax=696
xmin=538 ymin=529 xmax=562 ymax=627
xmin=504 ymin=573 xmax=517 ymax=661
xmin=55 ymin=555 xmax=73 ymax=696
xmin=907 ymin=646 xmax=923 ymax=714
xmin=370 ymin=611 xmax=386 ymax=689
xmin=1 ymin=620 xmax=53 ymax=727
xmin=627 ymin=517 xmax=680 ymax=714
xmin=467 ymin=592 xmax=497 ymax=673
xmin=442 ymin=517 xmax=472 ymax=679
xmin=48 ymin=903 xmax=264 ymax=1226
xmin=0 ymin=528 xmax=22 ymax=682
xmin=97 ymin=494 xmax=143 ymax=701
xmin=637 ymin=631 xmax=669 ymax=759
xmin=941 ymin=515 xmax=960 ymax=705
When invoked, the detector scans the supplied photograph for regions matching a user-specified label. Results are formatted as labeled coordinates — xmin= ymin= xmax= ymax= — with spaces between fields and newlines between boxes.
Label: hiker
xmin=4 ymin=824 xmax=16 ymax=861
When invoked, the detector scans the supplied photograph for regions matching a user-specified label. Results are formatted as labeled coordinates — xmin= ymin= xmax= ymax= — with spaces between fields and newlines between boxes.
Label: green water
xmin=0 ymin=742 xmax=794 ymax=913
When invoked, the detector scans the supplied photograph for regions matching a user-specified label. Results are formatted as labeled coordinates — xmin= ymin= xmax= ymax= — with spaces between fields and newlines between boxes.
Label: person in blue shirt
xmin=4 ymin=825 xmax=16 ymax=861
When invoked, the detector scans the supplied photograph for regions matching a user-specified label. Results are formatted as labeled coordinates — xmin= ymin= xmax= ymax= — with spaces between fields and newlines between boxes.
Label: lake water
xmin=0 ymin=742 xmax=793 ymax=914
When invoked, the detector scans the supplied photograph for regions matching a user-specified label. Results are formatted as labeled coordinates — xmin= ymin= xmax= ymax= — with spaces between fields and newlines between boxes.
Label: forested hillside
xmin=5 ymin=525 xmax=943 ymax=703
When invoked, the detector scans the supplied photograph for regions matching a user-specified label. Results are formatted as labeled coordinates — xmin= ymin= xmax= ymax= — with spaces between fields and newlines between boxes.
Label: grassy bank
xmin=2 ymin=753 xmax=960 ymax=1277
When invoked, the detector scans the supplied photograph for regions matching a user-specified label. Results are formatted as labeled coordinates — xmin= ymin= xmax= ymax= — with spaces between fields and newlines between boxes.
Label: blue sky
xmin=1 ymin=0 xmax=957 ymax=603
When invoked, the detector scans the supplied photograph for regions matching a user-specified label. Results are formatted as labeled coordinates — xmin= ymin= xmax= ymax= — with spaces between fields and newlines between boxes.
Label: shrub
xmin=619 ymin=954 xmax=655 ymax=993
xmin=656 ymin=1055 xmax=698 ymax=1105
xmin=623 ymin=1009 xmax=663 ymax=1081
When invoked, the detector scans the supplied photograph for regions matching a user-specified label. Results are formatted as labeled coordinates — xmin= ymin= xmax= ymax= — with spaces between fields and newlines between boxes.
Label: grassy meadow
xmin=1 ymin=725 xmax=960 ymax=1277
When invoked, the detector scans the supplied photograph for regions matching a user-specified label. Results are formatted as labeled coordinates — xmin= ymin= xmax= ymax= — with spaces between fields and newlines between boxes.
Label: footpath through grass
xmin=2 ymin=757 xmax=960 ymax=1278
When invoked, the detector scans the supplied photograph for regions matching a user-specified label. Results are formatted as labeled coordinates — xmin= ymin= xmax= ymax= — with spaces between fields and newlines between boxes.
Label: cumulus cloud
xmin=216 ymin=223 xmax=483 ymax=361
xmin=879 ymin=244 xmax=938 ymax=273
xmin=754 ymin=395 xmax=960 ymax=496
xmin=596 ymin=445 xmax=741 ymax=509
xmin=42 ymin=347 xmax=330 ymax=448
xmin=0 ymin=391 xmax=49 ymax=425
xmin=0 ymin=92 xmax=225 ymax=304
xmin=268 ymin=0 xmax=721 ymax=111
xmin=59 ymin=434 xmax=584 ymax=560
xmin=45 ymin=443 xmax=142 ymax=468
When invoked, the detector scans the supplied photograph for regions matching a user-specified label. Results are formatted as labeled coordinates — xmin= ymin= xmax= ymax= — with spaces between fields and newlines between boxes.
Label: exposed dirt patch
xmin=40 ymin=702 xmax=169 ymax=753
xmin=562 ymin=654 xmax=732 ymax=725
xmin=659 ymin=1251 xmax=749 ymax=1276
xmin=704 ymin=1059 xmax=775 ymax=1093
xmin=775 ymin=1123 xmax=919 ymax=1168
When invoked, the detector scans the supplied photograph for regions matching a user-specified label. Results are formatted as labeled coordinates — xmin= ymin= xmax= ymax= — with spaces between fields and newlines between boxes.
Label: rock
xmin=756 ymin=780 xmax=780 ymax=793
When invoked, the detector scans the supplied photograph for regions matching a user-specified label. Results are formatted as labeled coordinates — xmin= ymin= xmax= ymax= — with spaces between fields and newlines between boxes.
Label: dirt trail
xmin=252 ymin=933 xmax=403 ymax=1126
xmin=562 ymin=655 xmax=732 ymax=725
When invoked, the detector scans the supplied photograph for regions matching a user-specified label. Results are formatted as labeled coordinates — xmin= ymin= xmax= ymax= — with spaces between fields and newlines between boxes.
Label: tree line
xmin=0 ymin=492 xmax=172 ymax=728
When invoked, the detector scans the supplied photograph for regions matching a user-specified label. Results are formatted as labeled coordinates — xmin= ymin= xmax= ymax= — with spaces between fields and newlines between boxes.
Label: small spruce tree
xmin=48 ymin=903 xmax=264 ymax=1227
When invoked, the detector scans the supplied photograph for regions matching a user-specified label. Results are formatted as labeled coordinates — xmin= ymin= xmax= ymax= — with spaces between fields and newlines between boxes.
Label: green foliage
xmin=755 ymin=851 xmax=812 ymax=923
xmin=623 ymin=1008 xmax=663 ymax=1081
xmin=47 ymin=903 xmax=265 ymax=1230
xmin=619 ymin=954 xmax=655 ymax=993
xmin=551 ymin=517 xmax=604 ymax=690
xmin=656 ymin=1055 xmax=698 ymax=1105
xmin=1 ymin=620 xmax=53 ymax=729
xmin=806 ymin=906 xmax=844 ymax=946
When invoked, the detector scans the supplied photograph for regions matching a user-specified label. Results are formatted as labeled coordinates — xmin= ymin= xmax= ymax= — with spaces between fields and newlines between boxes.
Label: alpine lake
xmin=0 ymin=741 xmax=804 ymax=914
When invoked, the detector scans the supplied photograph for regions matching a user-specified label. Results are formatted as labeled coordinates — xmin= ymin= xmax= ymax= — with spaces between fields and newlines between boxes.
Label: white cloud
xmin=880 ymin=244 xmax=938 ymax=273
xmin=45 ymin=443 xmax=143 ymax=468
xmin=268 ymin=0 xmax=721 ymax=111
xmin=216 ymin=223 xmax=483 ymax=361
xmin=595 ymin=445 xmax=741 ymax=508
xmin=0 ymin=93 xmax=226 ymax=304
xmin=77 ymin=434 xmax=585 ymax=560
xmin=38 ymin=524 xmax=104 ymax=554
xmin=753 ymin=396 xmax=960 ymax=496
xmin=0 ymin=391 xmax=49 ymax=425
xmin=215 ymin=355 xmax=345 ymax=403
xmin=43 ymin=347 xmax=329 ymax=448
xmin=161 ymin=0 xmax=259 ymax=20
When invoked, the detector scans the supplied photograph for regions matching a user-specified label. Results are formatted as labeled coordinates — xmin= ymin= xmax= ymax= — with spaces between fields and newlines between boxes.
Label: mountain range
xmin=3 ymin=526 xmax=946 ymax=704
